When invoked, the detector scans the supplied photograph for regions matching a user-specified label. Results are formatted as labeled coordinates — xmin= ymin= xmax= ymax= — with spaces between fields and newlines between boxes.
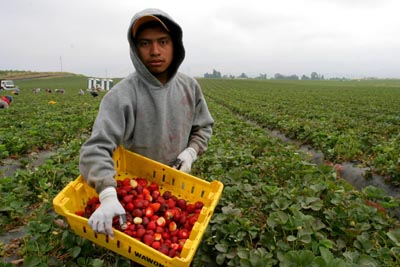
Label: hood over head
xmin=128 ymin=8 xmax=185 ymax=85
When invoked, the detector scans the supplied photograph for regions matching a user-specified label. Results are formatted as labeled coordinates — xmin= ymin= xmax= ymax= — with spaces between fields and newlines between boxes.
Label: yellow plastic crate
xmin=53 ymin=146 xmax=223 ymax=267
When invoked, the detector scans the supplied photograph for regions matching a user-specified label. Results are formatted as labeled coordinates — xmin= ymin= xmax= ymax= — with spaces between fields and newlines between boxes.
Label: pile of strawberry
xmin=76 ymin=177 xmax=204 ymax=258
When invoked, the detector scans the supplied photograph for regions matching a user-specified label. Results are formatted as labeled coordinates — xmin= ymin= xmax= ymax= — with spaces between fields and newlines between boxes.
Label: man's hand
xmin=175 ymin=147 xmax=197 ymax=173
xmin=88 ymin=187 xmax=125 ymax=237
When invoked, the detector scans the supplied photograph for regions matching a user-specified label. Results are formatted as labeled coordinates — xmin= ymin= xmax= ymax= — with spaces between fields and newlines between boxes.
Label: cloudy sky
xmin=2 ymin=0 xmax=400 ymax=79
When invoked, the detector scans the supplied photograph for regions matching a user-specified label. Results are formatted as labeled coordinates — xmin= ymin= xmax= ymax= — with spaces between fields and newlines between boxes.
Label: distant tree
xmin=204 ymin=69 xmax=222 ymax=78
xmin=238 ymin=73 xmax=248 ymax=79
xmin=310 ymin=72 xmax=319 ymax=80
xmin=274 ymin=73 xmax=298 ymax=80
xmin=256 ymin=73 xmax=267 ymax=79
xmin=301 ymin=75 xmax=309 ymax=80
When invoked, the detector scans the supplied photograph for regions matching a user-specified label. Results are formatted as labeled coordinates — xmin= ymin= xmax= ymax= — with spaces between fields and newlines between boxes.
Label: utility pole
xmin=60 ymin=56 xmax=63 ymax=72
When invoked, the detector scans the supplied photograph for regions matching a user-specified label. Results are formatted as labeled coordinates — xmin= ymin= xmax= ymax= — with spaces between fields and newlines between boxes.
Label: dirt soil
xmin=0 ymin=150 xmax=56 ymax=264
xmin=270 ymin=130 xmax=400 ymax=198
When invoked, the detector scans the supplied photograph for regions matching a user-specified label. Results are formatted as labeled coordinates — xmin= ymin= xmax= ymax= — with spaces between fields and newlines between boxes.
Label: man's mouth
xmin=148 ymin=60 xmax=164 ymax=67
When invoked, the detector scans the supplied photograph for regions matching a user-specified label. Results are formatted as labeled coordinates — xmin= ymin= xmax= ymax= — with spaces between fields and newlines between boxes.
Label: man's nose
xmin=150 ymin=43 xmax=161 ymax=55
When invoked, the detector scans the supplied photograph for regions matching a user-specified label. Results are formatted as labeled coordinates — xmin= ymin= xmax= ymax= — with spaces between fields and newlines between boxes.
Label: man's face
xmin=135 ymin=26 xmax=174 ymax=84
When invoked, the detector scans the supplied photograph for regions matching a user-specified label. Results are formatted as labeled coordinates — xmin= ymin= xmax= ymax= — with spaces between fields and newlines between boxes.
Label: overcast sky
xmin=2 ymin=0 xmax=400 ymax=79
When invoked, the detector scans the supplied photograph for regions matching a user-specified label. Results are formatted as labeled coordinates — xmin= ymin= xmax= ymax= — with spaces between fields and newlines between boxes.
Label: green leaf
xmin=387 ymin=228 xmax=400 ymax=246
xmin=92 ymin=259 xmax=104 ymax=267
xmin=215 ymin=243 xmax=228 ymax=253
xmin=274 ymin=197 xmax=291 ymax=210
xmin=267 ymin=211 xmax=288 ymax=229
xmin=216 ymin=253 xmax=226 ymax=265
xmin=24 ymin=255 xmax=42 ymax=267
xmin=70 ymin=246 xmax=81 ymax=258
xmin=319 ymin=239 xmax=334 ymax=249
xmin=280 ymin=250 xmax=315 ymax=267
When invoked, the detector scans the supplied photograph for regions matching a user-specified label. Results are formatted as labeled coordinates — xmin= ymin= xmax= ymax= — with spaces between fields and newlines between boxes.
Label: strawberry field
xmin=1 ymin=76 xmax=400 ymax=267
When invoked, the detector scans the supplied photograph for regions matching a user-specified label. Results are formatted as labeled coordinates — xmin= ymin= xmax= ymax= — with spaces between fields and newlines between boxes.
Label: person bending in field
xmin=78 ymin=8 xmax=214 ymax=242
xmin=0 ymin=95 xmax=13 ymax=109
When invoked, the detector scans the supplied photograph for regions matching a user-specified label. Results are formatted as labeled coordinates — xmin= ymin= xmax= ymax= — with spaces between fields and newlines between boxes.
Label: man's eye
xmin=139 ymin=41 xmax=149 ymax=47
xmin=159 ymin=39 xmax=169 ymax=46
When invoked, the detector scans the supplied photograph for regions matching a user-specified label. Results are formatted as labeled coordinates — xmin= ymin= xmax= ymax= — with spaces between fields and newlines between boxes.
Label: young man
xmin=79 ymin=8 xmax=214 ymax=238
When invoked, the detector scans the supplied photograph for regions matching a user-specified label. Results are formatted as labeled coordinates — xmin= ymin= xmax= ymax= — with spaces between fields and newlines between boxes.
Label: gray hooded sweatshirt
xmin=79 ymin=8 xmax=214 ymax=193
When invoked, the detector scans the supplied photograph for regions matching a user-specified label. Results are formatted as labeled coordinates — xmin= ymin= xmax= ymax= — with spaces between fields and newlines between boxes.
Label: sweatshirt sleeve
xmin=79 ymin=90 xmax=129 ymax=193
xmin=188 ymin=81 xmax=214 ymax=155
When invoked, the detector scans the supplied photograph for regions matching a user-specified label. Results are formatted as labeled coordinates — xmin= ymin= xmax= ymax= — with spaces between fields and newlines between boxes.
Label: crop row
xmin=193 ymin=97 xmax=400 ymax=266
xmin=198 ymin=79 xmax=400 ymax=186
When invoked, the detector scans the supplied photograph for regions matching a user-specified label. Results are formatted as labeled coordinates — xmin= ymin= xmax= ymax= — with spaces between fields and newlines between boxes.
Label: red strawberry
xmin=156 ymin=217 xmax=166 ymax=227
xmin=117 ymin=188 xmax=127 ymax=198
xmin=142 ymin=234 xmax=154 ymax=246
xmin=150 ymin=202 xmax=161 ymax=212
xmin=134 ymin=199 xmax=144 ymax=209
xmin=162 ymin=232 xmax=170 ymax=240
xmin=122 ymin=195 xmax=133 ymax=204
xmin=154 ymin=232 xmax=162 ymax=241
xmin=152 ymin=241 xmax=161 ymax=250
xmin=75 ymin=210 xmax=84 ymax=216
xmin=176 ymin=199 xmax=187 ymax=210
xmin=195 ymin=201 xmax=204 ymax=210
xmin=122 ymin=178 xmax=131 ymax=186
xmin=145 ymin=207 xmax=154 ymax=218
xmin=155 ymin=226 xmax=164 ymax=233
xmin=87 ymin=196 xmax=99 ymax=206
xmin=125 ymin=202 xmax=134 ymax=212
xmin=151 ymin=190 xmax=161 ymax=200
xmin=147 ymin=181 xmax=159 ymax=192
xmin=162 ymin=191 xmax=172 ymax=200
xmin=132 ymin=208 xmax=143 ymax=218
xmin=158 ymin=244 xmax=169 ymax=256
xmin=136 ymin=178 xmax=148 ymax=187
xmin=189 ymin=215 xmax=198 ymax=226
xmin=147 ymin=221 xmax=156 ymax=231
xmin=178 ymin=229 xmax=189 ymax=239
xmin=167 ymin=198 xmax=176 ymax=209
xmin=169 ymin=221 xmax=177 ymax=232
xmin=164 ymin=209 xmax=175 ymax=220
xmin=186 ymin=204 xmax=195 ymax=213
xmin=136 ymin=228 xmax=146 ymax=238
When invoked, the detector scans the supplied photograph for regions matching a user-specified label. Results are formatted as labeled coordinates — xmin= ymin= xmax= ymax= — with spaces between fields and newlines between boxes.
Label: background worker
xmin=79 ymin=8 xmax=214 ymax=239
xmin=0 ymin=95 xmax=13 ymax=109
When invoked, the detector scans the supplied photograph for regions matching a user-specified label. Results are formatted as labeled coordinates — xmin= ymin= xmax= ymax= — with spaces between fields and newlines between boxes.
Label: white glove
xmin=176 ymin=147 xmax=197 ymax=173
xmin=88 ymin=187 xmax=125 ymax=237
